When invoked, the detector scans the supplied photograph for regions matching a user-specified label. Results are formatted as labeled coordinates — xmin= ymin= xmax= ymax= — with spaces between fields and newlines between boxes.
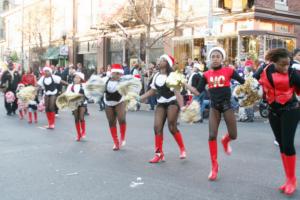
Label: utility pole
xmin=72 ymin=0 xmax=77 ymax=65
xmin=21 ymin=0 xmax=24 ymax=71
xmin=206 ymin=0 xmax=215 ymax=63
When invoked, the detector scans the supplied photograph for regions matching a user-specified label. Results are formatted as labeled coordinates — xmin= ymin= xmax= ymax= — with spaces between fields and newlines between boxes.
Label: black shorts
xmin=28 ymin=104 xmax=38 ymax=110
xmin=157 ymin=101 xmax=179 ymax=109
xmin=210 ymin=100 xmax=232 ymax=113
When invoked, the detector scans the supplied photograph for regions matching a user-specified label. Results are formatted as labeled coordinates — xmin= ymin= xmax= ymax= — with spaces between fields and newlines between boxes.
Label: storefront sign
xmin=89 ymin=41 xmax=98 ymax=53
xmin=237 ymin=20 xmax=254 ymax=31
xmin=78 ymin=42 xmax=89 ymax=54
xmin=275 ymin=24 xmax=289 ymax=33
xmin=205 ymin=36 xmax=217 ymax=46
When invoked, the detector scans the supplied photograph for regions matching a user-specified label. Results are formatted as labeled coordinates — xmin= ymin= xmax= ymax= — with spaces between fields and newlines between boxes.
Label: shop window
xmin=173 ymin=39 xmax=193 ymax=70
xmin=217 ymin=37 xmax=237 ymax=64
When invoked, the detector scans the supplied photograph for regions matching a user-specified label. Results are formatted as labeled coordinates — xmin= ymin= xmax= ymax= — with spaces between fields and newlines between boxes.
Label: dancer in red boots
xmin=140 ymin=54 xmax=188 ymax=163
xmin=66 ymin=72 xmax=87 ymax=141
xmin=104 ymin=64 xmax=127 ymax=150
xmin=37 ymin=66 xmax=67 ymax=129
xmin=197 ymin=47 xmax=245 ymax=180
xmin=22 ymin=68 xmax=38 ymax=124
xmin=256 ymin=48 xmax=300 ymax=196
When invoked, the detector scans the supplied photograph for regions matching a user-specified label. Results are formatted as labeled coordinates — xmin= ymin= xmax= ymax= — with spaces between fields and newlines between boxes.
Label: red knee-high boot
xmin=80 ymin=120 xmax=86 ymax=138
xmin=208 ymin=140 xmax=219 ymax=181
xmin=120 ymin=123 xmax=126 ymax=147
xmin=149 ymin=134 xmax=164 ymax=163
xmin=283 ymin=155 xmax=297 ymax=196
xmin=34 ymin=112 xmax=38 ymax=123
xmin=173 ymin=131 xmax=186 ymax=159
xmin=221 ymin=133 xmax=232 ymax=155
xmin=45 ymin=112 xmax=55 ymax=129
xmin=75 ymin=122 xmax=81 ymax=141
xmin=19 ymin=110 xmax=24 ymax=120
xmin=109 ymin=127 xmax=119 ymax=151
xmin=45 ymin=112 xmax=51 ymax=128
xmin=28 ymin=112 xmax=32 ymax=123
xmin=48 ymin=112 xmax=55 ymax=129
xmin=279 ymin=153 xmax=288 ymax=192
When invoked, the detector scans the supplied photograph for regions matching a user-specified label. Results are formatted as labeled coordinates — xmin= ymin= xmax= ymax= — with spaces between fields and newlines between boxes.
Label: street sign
xmin=60 ymin=45 xmax=69 ymax=56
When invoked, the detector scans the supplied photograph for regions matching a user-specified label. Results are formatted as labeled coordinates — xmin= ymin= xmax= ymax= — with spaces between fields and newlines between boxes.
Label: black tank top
xmin=154 ymin=73 xmax=174 ymax=99
xmin=105 ymin=78 xmax=122 ymax=102
xmin=43 ymin=76 xmax=56 ymax=92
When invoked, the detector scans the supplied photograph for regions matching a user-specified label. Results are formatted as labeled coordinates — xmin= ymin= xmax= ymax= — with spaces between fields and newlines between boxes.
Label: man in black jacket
xmin=0 ymin=61 xmax=21 ymax=115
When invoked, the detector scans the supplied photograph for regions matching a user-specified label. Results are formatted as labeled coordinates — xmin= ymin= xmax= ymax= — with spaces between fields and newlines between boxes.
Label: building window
xmin=276 ymin=0 xmax=287 ymax=5
xmin=3 ymin=0 xmax=9 ymax=11
xmin=275 ymin=0 xmax=288 ymax=11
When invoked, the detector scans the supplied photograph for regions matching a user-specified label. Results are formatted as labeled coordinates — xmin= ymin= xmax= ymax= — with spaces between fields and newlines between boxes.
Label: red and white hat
xmin=43 ymin=66 xmax=53 ymax=74
xmin=74 ymin=72 xmax=85 ymax=81
xmin=111 ymin=64 xmax=124 ymax=74
xmin=160 ymin=54 xmax=175 ymax=67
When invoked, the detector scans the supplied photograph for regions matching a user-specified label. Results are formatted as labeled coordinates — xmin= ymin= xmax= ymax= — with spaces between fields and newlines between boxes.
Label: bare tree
xmin=97 ymin=0 xmax=192 ymax=66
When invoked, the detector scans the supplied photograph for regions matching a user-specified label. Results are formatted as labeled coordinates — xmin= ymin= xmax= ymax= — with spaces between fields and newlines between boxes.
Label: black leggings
xmin=208 ymin=108 xmax=237 ymax=141
xmin=44 ymin=95 xmax=56 ymax=112
xmin=269 ymin=108 xmax=300 ymax=156
xmin=154 ymin=102 xmax=180 ymax=136
xmin=105 ymin=102 xmax=126 ymax=127
xmin=73 ymin=106 xmax=86 ymax=122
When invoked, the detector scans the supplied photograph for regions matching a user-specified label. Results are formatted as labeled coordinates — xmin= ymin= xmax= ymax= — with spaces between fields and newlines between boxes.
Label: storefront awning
xmin=43 ymin=47 xmax=60 ymax=60
xmin=239 ymin=30 xmax=297 ymax=38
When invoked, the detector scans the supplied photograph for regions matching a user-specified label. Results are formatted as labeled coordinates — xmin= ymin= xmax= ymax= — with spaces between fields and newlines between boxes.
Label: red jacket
xmin=259 ymin=66 xmax=294 ymax=105
xmin=21 ymin=74 xmax=36 ymax=86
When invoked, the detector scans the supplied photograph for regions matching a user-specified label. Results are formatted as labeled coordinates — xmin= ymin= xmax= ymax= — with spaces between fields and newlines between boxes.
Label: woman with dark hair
xmin=37 ymin=67 xmax=67 ymax=129
xmin=103 ymin=64 xmax=127 ymax=151
xmin=256 ymin=48 xmax=300 ymax=196
xmin=140 ymin=55 xmax=188 ymax=163
xmin=197 ymin=47 xmax=245 ymax=181
xmin=65 ymin=72 xmax=87 ymax=141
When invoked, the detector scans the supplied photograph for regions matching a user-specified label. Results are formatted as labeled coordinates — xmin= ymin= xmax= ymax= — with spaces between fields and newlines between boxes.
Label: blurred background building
xmin=0 ymin=0 xmax=299 ymax=71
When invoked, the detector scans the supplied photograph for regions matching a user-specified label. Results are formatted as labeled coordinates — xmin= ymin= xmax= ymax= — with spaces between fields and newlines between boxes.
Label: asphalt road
xmin=0 ymin=98 xmax=299 ymax=200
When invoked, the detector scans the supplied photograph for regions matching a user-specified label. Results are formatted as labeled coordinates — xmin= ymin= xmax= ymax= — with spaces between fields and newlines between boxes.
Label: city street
xmin=0 ymin=97 xmax=299 ymax=200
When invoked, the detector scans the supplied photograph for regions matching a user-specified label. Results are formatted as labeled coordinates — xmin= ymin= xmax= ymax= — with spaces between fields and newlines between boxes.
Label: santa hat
xmin=160 ymin=54 xmax=175 ymax=67
xmin=74 ymin=72 xmax=85 ymax=81
xmin=111 ymin=64 xmax=124 ymax=74
xmin=208 ymin=47 xmax=226 ymax=60
xmin=43 ymin=66 xmax=53 ymax=74
xmin=17 ymin=83 xmax=25 ymax=91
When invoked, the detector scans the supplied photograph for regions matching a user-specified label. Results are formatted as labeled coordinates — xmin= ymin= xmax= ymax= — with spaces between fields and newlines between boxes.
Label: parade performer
xmin=103 ymin=64 xmax=127 ymax=151
xmin=197 ymin=47 xmax=245 ymax=181
xmin=16 ymin=83 xmax=27 ymax=120
xmin=257 ymin=48 xmax=300 ymax=196
xmin=64 ymin=72 xmax=87 ymax=141
xmin=140 ymin=54 xmax=191 ymax=163
xmin=21 ymin=68 xmax=38 ymax=123
xmin=37 ymin=66 xmax=67 ymax=129
xmin=0 ymin=60 xmax=21 ymax=116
